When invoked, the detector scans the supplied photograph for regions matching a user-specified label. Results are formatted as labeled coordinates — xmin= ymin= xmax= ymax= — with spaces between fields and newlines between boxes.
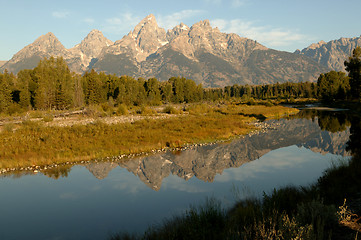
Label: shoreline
xmin=0 ymin=119 xmax=281 ymax=176
xmin=0 ymin=104 xmax=299 ymax=175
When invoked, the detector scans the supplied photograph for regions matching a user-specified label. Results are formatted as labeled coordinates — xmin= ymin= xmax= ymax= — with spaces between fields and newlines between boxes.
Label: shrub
xmin=186 ymin=103 xmax=213 ymax=115
xmin=42 ymin=114 xmax=54 ymax=122
xmin=163 ymin=106 xmax=180 ymax=114
xmin=116 ymin=104 xmax=128 ymax=116
xmin=296 ymin=200 xmax=336 ymax=239
xmin=100 ymin=102 xmax=113 ymax=115
xmin=85 ymin=105 xmax=105 ymax=118
xmin=137 ymin=106 xmax=156 ymax=115
xmin=143 ymin=198 xmax=226 ymax=240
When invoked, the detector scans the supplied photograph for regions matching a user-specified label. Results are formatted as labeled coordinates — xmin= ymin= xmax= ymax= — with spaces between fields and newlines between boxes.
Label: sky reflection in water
xmin=0 ymin=110 xmax=352 ymax=240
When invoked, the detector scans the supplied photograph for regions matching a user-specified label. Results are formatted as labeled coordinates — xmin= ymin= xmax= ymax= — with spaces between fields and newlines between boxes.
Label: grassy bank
xmin=110 ymin=154 xmax=361 ymax=240
xmin=0 ymin=102 xmax=298 ymax=170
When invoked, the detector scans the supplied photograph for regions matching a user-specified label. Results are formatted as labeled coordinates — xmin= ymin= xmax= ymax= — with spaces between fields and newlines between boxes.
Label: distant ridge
xmin=295 ymin=36 xmax=361 ymax=72
xmin=0 ymin=61 xmax=6 ymax=68
xmin=1 ymin=14 xmax=330 ymax=87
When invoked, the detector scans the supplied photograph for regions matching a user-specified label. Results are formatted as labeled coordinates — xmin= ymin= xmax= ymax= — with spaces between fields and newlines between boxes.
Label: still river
xmin=0 ymin=106 xmax=354 ymax=240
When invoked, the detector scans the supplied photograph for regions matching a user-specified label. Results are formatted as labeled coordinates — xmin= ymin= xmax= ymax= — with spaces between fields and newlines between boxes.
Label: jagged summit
xmin=1 ymin=14 xmax=330 ymax=87
xmin=295 ymin=36 xmax=361 ymax=71
xmin=0 ymin=31 xmax=70 ymax=73
xmin=167 ymin=23 xmax=190 ymax=41
xmin=31 ymin=32 xmax=65 ymax=50
xmin=68 ymin=29 xmax=113 ymax=71
xmin=132 ymin=14 xmax=158 ymax=38
xmin=103 ymin=14 xmax=168 ymax=62
xmin=72 ymin=29 xmax=113 ymax=55
xmin=308 ymin=40 xmax=327 ymax=49
xmin=191 ymin=19 xmax=212 ymax=30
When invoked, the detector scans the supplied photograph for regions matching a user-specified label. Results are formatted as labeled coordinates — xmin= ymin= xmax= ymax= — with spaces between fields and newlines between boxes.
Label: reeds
xmin=110 ymin=154 xmax=361 ymax=240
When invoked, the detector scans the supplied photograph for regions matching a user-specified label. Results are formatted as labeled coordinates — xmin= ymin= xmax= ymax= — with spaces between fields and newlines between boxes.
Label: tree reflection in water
xmin=291 ymin=109 xmax=351 ymax=133
xmin=346 ymin=115 xmax=361 ymax=158
xmin=42 ymin=165 xmax=72 ymax=179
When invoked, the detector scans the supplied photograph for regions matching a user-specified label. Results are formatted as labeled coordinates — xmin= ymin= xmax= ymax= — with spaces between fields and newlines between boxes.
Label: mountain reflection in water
xmin=106 ymin=117 xmax=350 ymax=190
xmin=4 ymin=109 xmax=351 ymax=191
xmin=0 ymin=108 xmax=358 ymax=240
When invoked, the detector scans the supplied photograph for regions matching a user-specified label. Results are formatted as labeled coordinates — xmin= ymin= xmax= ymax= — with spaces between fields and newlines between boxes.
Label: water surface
xmin=0 ymin=108 xmax=353 ymax=240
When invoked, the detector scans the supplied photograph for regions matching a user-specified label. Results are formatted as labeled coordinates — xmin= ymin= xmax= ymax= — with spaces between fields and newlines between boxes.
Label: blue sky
xmin=1 ymin=0 xmax=361 ymax=60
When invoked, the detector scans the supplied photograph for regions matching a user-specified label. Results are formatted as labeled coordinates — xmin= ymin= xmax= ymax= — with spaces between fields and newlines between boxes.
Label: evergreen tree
xmin=0 ymin=72 xmax=12 ymax=113
xmin=170 ymin=77 xmax=185 ymax=103
xmin=144 ymin=78 xmax=161 ymax=105
xmin=184 ymin=79 xmax=197 ymax=102
xmin=72 ymin=73 xmax=84 ymax=108
xmin=83 ymin=69 xmax=105 ymax=105
xmin=34 ymin=57 xmax=74 ymax=110
xmin=317 ymin=71 xmax=349 ymax=101
xmin=344 ymin=46 xmax=361 ymax=100
xmin=17 ymin=69 xmax=33 ymax=109
xmin=161 ymin=82 xmax=173 ymax=103
xmin=54 ymin=57 xmax=74 ymax=109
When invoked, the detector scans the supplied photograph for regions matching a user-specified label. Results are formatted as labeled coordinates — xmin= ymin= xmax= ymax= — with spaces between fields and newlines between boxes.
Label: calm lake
xmin=0 ymin=107 xmax=354 ymax=240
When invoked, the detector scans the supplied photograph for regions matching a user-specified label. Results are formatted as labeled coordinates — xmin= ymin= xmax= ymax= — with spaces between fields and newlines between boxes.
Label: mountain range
xmin=1 ymin=14 xmax=358 ymax=87
xmin=295 ymin=36 xmax=361 ymax=72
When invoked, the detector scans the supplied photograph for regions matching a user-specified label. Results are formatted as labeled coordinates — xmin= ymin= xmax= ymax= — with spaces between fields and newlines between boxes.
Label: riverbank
xmin=110 ymin=153 xmax=361 ymax=240
xmin=0 ymin=102 xmax=298 ymax=173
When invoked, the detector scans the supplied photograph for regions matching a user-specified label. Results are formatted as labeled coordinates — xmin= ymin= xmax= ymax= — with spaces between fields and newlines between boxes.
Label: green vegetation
xmin=315 ymin=46 xmax=361 ymax=103
xmin=345 ymin=46 xmax=361 ymax=100
xmin=317 ymin=71 xmax=350 ymax=101
xmin=0 ymin=103 xmax=297 ymax=170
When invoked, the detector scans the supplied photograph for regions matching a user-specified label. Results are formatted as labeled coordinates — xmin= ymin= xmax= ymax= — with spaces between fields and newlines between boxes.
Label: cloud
xmin=60 ymin=192 xmax=79 ymax=200
xmin=157 ymin=9 xmax=205 ymax=30
xmin=203 ymin=0 xmax=222 ymax=4
xmin=104 ymin=12 xmax=142 ymax=35
xmin=162 ymin=175 xmax=211 ymax=193
xmin=211 ymin=18 xmax=307 ymax=49
xmin=232 ymin=0 xmax=246 ymax=7
xmin=52 ymin=10 xmax=70 ymax=19
xmin=103 ymin=10 xmax=204 ymax=36
xmin=203 ymin=0 xmax=246 ymax=7
xmin=83 ymin=18 xmax=95 ymax=24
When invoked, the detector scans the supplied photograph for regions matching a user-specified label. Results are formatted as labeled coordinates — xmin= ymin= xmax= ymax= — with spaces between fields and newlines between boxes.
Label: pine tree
xmin=0 ymin=71 xmax=12 ymax=113
xmin=83 ymin=69 xmax=105 ymax=105
xmin=17 ymin=69 xmax=33 ymax=109
xmin=144 ymin=78 xmax=161 ymax=105
xmin=345 ymin=46 xmax=361 ymax=100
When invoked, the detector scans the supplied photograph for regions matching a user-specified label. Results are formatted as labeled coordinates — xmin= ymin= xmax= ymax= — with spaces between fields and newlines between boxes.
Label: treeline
xmin=0 ymin=56 xmax=314 ymax=114
xmin=1 ymin=49 xmax=360 ymax=114
xmin=0 ymin=57 xmax=206 ymax=113
xmin=222 ymin=81 xmax=317 ymax=100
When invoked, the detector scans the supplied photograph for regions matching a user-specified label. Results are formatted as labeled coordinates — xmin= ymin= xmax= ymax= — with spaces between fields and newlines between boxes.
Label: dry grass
xmin=0 ymin=103 xmax=297 ymax=170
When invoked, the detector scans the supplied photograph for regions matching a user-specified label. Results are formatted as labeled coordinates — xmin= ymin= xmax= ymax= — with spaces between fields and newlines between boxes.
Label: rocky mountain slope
xmin=1 ymin=30 xmax=113 ymax=74
xmin=295 ymin=36 xmax=361 ymax=72
xmin=92 ymin=15 xmax=329 ymax=87
xmin=1 ymin=14 xmax=329 ymax=87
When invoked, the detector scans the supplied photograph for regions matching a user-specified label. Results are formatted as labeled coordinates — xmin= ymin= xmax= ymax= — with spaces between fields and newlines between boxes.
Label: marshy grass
xmin=0 ymin=103 xmax=296 ymax=170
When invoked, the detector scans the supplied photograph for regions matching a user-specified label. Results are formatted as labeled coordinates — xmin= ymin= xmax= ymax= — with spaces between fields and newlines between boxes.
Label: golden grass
xmin=0 ymin=103 xmax=297 ymax=170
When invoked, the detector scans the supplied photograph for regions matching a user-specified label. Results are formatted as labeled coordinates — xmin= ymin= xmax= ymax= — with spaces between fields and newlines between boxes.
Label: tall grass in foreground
xmin=110 ymin=154 xmax=361 ymax=240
